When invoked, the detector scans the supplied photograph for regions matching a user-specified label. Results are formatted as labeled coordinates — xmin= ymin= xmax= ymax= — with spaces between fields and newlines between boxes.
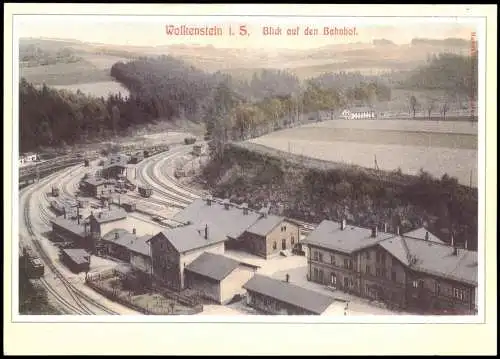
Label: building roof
xmin=83 ymin=177 xmax=107 ymax=187
xmin=148 ymin=223 xmax=227 ymax=253
xmin=173 ymin=198 xmax=262 ymax=239
xmin=51 ymin=216 xmax=87 ymax=238
xmin=62 ymin=248 xmax=90 ymax=265
xmin=242 ymin=274 xmax=336 ymax=314
xmin=89 ymin=209 xmax=127 ymax=224
xmin=379 ymin=236 xmax=478 ymax=286
xmin=246 ymin=214 xmax=286 ymax=237
xmin=302 ymin=220 xmax=394 ymax=254
xmin=185 ymin=252 xmax=241 ymax=281
xmin=345 ymin=106 xmax=376 ymax=113
xmin=403 ymin=227 xmax=445 ymax=244
xmin=102 ymin=154 xmax=129 ymax=170
xmin=102 ymin=229 xmax=152 ymax=256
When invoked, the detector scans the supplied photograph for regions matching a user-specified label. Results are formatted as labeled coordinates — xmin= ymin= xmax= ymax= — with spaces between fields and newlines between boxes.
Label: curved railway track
xmin=20 ymin=168 xmax=120 ymax=315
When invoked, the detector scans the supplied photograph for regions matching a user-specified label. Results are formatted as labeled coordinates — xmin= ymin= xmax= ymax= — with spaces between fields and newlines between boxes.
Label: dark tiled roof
xmin=102 ymin=229 xmax=152 ymax=257
xmin=403 ymin=227 xmax=445 ymax=244
xmin=89 ymin=209 xmax=127 ymax=224
xmin=380 ymin=236 xmax=478 ymax=286
xmin=102 ymin=154 xmax=129 ymax=170
xmin=83 ymin=177 xmax=106 ymax=187
xmin=51 ymin=216 xmax=87 ymax=238
xmin=62 ymin=248 xmax=90 ymax=265
xmin=185 ymin=252 xmax=240 ymax=281
xmin=246 ymin=214 xmax=285 ymax=237
xmin=243 ymin=275 xmax=336 ymax=314
xmin=148 ymin=223 xmax=227 ymax=253
xmin=173 ymin=198 xmax=262 ymax=239
xmin=303 ymin=220 xmax=394 ymax=254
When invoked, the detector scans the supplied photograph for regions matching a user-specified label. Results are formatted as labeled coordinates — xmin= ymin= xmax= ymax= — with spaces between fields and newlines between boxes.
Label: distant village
xmin=44 ymin=147 xmax=478 ymax=316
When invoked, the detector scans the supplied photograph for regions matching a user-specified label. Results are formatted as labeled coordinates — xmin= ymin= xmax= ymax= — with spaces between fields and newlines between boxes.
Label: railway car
xmin=51 ymin=187 xmax=60 ymax=197
xmin=22 ymin=247 xmax=45 ymax=279
xmin=138 ymin=185 xmax=153 ymax=198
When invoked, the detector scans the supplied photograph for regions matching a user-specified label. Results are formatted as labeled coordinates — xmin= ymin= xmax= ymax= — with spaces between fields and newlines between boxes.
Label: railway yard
xmin=18 ymin=139 xmax=410 ymax=317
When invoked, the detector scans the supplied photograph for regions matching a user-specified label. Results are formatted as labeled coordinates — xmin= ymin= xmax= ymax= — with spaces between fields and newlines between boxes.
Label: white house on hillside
xmin=341 ymin=107 xmax=377 ymax=120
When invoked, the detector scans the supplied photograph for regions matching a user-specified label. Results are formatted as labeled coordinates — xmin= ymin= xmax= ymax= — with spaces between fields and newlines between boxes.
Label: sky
xmin=15 ymin=16 xmax=477 ymax=50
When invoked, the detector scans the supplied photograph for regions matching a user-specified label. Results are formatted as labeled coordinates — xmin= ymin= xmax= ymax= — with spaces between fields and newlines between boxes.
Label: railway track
xmin=20 ymin=168 xmax=120 ymax=315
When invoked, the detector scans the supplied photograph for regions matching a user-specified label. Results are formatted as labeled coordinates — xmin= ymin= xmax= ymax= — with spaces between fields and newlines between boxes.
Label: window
xmin=348 ymin=260 xmax=353 ymax=270
xmin=366 ymin=252 xmax=370 ymax=260
xmin=392 ymin=257 xmax=397 ymax=266
xmin=344 ymin=259 xmax=349 ymax=268
xmin=291 ymin=237 xmax=295 ymax=245
xmin=381 ymin=253 xmax=386 ymax=264
xmin=412 ymin=280 xmax=421 ymax=289
xmin=453 ymin=288 xmax=466 ymax=301
xmin=391 ymin=271 xmax=397 ymax=281
xmin=376 ymin=252 xmax=380 ymax=263
xmin=313 ymin=251 xmax=319 ymax=261
xmin=318 ymin=252 xmax=323 ymax=262
xmin=366 ymin=265 xmax=371 ymax=275
xmin=344 ymin=277 xmax=349 ymax=288
xmin=273 ymin=241 xmax=277 ymax=250
xmin=318 ymin=269 xmax=324 ymax=283
xmin=314 ymin=268 xmax=319 ymax=281
xmin=330 ymin=273 xmax=337 ymax=286
xmin=376 ymin=268 xmax=381 ymax=277
xmin=381 ymin=268 xmax=387 ymax=278
xmin=435 ymin=282 xmax=441 ymax=295
xmin=330 ymin=255 xmax=336 ymax=265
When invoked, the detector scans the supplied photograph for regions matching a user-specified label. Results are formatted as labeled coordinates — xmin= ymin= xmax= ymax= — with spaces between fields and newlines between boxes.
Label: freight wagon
xmin=138 ymin=185 xmax=153 ymax=198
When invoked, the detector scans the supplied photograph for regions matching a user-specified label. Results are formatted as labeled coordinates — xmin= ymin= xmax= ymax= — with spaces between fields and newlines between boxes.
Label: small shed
xmin=60 ymin=248 xmax=91 ymax=273
xmin=138 ymin=186 xmax=153 ymax=198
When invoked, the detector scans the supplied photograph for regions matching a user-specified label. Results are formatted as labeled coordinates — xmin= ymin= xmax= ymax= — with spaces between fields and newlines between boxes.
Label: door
xmin=281 ymin=239 xmax=286 ymax=250
xmin=330 ymin=273 xmax=337 ymax=287
xmin=344 ymin=277 xmax=349 ymax=289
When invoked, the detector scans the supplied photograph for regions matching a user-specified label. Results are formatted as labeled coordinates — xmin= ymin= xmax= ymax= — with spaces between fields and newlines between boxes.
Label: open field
xmin=249 ymin=119 xmax=478 ymax=187
xmin=51 ymin=81 xmax=130 ymax=98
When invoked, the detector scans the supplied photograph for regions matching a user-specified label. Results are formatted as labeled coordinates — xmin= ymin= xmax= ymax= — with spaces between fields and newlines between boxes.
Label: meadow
xmin=249 ymin=119 xmax=479 ymax=187
xmin=51 ymin=81 xmax=130 ymax=99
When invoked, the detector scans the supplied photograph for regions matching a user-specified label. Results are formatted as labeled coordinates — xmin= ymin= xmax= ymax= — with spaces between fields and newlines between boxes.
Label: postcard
xmin=4 ymin=3 xmax=497 ymax=356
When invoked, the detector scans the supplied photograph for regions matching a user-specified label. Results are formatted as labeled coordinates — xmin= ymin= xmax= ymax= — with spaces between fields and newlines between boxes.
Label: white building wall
xmin=220 ymin=267 xmax=256 ymax=304
xmin=130 ymin=253 xmax=152 ymax=273
xmin=179 ymin=243 xmax=225 ymax=289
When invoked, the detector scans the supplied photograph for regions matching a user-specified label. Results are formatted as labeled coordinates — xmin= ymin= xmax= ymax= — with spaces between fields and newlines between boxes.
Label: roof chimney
xmin=132 ymin=228 xmax=136 ymax=235
xmin=286 ymin=273 xmax=290 ymax=283
xmin=223 ymin=199 xmax=230 ymax=210
xmin=425 ymin=231 xmax=429 ymax=241
xmin=396 ymin=226 xmax=400 ymax=236
xmin=340 ymin=219 xmax=346 ymax=231
xmin=115 ymin=232 xmax=119 ymax=239
xmin=371 ymin=225 xmax=378 ymax=238
xmin=206 ymin=196 xmax=212 ymax=206
xmin=464 ymin=240 xmax=468 ymax=250
xmin=241 ymin=203 xmax=249 ymax=215
xmin=204 ymin=224 xmax=208 ymax=240
xmin=383 ymin=223 xmax=388 ymax=233
xmin=450 ymin=233 xmax=455 ymax=247
xmin=98 ymin=212 xmax=102 ymax=218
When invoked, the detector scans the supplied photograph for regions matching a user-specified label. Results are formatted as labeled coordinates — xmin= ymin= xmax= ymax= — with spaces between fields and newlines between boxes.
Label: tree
xmin=409 ymin=95 xmax=418 ymax=118
xmin=440 ymin=100 xmax=450 ymax=121
xmin=425 ymin=97 xmax=437 ymax=120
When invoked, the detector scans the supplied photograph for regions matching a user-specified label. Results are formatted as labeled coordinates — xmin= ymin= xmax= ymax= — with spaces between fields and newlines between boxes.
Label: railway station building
xmin=147 ymin=222 xmax=227 ymax=291
xmin=80 ymin=177 xmax=107 ymax=197
xmin=173 ymin=197 xmax=301 ymax=259
xmin=303 ymin=220 xmax=478 ymax=314
xmin=87 ymin=209 xmax=128 ymax=253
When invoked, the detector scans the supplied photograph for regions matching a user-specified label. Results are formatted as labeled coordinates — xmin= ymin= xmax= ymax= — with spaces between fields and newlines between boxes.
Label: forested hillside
xmin=400 ymin=53 xmax=478 ymax=97
xmin=20 ymin=51 xmax=477 ymax=152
